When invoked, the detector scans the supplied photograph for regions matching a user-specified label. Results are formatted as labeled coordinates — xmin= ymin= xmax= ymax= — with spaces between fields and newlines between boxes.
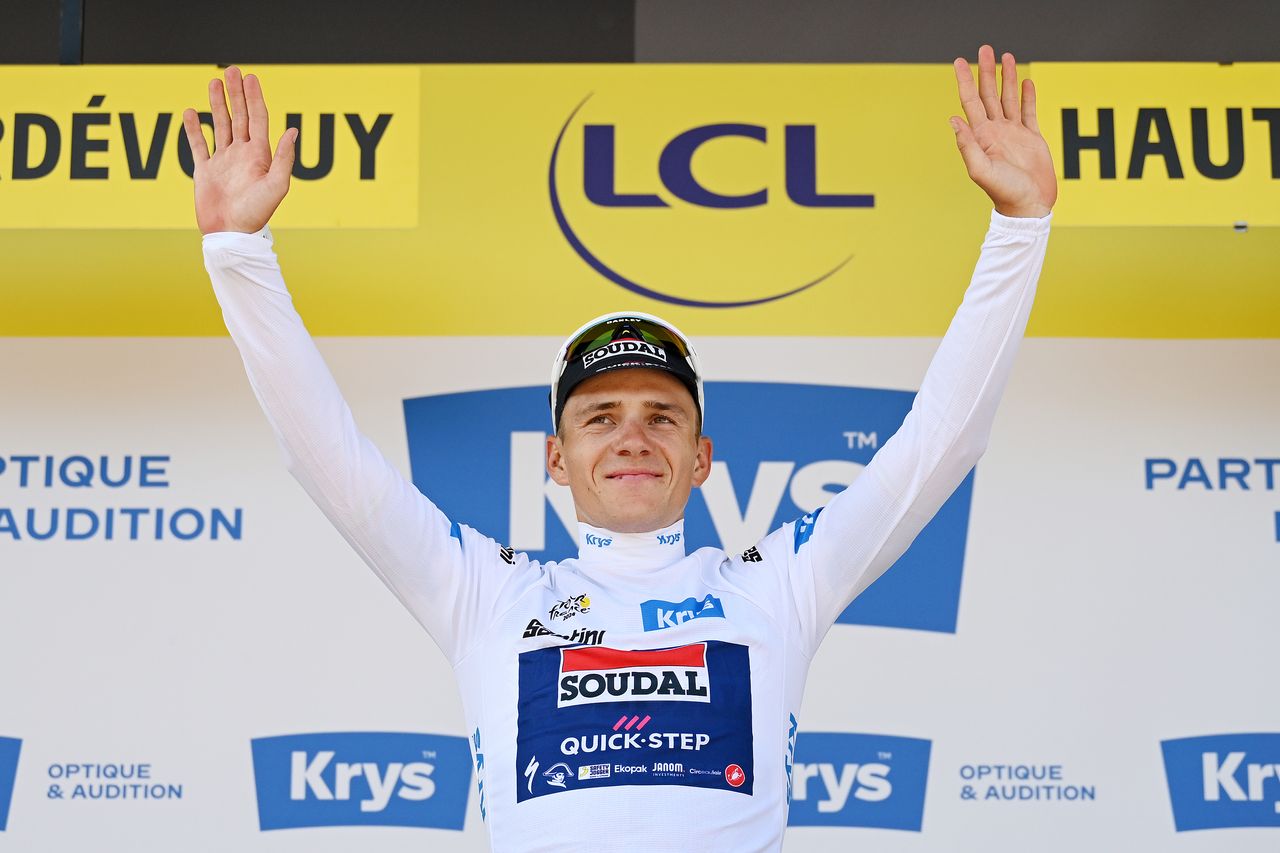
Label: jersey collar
xmin=575 ymin=519 xmax=686 ymax=570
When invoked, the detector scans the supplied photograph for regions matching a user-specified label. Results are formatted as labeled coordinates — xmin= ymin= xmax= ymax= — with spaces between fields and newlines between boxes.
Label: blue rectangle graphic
xmin=1162 ymin=733 xmax=1280 ymax=831
xmin=0 ymin=737 xmax=20 ymax=832
xmin=403 ymin=382 xmax=973 ymax=637
xmin=640 ymin=594 xmax=725 ymax=631
xmin=250 ymin=731 xmax=471 ymax=831
xmin=788 ymin=732 xmax=930 ymax=831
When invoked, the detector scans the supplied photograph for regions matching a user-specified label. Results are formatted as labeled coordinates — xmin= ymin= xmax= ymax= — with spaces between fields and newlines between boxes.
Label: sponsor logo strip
xmin=516 ymin=641 xmax=753 ymax=801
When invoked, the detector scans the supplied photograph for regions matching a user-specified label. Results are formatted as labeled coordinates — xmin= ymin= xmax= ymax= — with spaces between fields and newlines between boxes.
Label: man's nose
xmin=611 ymin=417 xmax=652 ymax=454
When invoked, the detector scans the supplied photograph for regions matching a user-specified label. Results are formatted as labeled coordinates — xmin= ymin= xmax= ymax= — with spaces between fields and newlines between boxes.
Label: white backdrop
xmin=1 ymin=336 xmax=1277 ymax=851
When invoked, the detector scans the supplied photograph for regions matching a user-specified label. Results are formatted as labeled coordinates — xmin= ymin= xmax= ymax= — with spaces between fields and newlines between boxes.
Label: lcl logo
xmin=549 ymin=95 xmax=875 ymax=308
xmin=582 ymin=123 xmax=874 ymax=209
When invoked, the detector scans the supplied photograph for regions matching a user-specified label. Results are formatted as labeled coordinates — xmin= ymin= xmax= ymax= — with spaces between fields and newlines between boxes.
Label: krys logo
xmin=549 ymin=95 xmax=874 ymax=308
xmin=0 ymin=737 xmax=20 ymax=831
xmin=250 ymin=732 xmax=470 ymax=831
xmin=405 ymin=382 xmax=974 ymax=634
xmin=788 ymin=732 xmax=931 ymax=831
xmin=1162 ymin=733 xmax=1280 ymax=830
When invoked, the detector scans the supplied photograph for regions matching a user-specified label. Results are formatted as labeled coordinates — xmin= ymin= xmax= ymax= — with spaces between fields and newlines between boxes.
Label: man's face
xmin=546 ymin=369 xmax=712 ymax=534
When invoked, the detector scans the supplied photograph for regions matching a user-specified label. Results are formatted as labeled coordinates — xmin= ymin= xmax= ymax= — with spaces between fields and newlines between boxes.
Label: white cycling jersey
xmin=202 ymin=210 xmax=1050 ymax=851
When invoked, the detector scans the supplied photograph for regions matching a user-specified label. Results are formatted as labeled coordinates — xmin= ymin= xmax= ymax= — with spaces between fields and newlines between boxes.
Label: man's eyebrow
xmin=577 ymin=401 xmax=621 ymax=414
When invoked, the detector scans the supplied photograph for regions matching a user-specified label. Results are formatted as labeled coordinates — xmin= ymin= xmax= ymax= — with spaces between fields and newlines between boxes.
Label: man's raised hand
xmin=951 ymin=45 xmax=1057 ymax=219
xmin=182 ymin=67 xmax=298 ymax=235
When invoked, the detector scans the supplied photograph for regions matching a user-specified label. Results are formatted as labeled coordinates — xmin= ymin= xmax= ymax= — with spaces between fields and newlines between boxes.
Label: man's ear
xmin=691 ymin=435 xmax=713 ymax=487
xmin=546 ymin=433 xmax=571 ymax=486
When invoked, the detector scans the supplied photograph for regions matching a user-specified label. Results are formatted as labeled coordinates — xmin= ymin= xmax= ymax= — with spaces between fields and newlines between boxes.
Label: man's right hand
xmin=182 ymin=66 xmax=298 ymax=235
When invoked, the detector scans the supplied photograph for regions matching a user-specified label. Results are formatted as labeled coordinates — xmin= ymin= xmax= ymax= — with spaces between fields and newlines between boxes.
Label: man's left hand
xmin=951 ymin=45 xmax=1057 ymax=218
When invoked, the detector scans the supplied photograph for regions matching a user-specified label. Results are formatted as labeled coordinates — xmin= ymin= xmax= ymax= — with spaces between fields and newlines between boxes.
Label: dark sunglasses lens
xmin=567 ymin=320 xmax=689 ymax=361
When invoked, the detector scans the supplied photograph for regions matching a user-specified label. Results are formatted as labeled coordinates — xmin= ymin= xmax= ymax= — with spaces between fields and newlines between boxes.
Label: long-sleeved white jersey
xmin=202 ymin=210 xmax=1050 ymax=851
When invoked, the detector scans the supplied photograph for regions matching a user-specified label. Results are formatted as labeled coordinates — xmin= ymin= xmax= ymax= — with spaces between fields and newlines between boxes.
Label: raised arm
xmin=186 ymin=69 xmax=529 ymax=664
xmin=782 ymin=46 xmax=1056 ymax=646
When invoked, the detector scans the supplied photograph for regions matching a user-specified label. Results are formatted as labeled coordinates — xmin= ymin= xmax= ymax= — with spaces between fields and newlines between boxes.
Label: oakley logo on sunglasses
xmin=581 ymin=339 xmax=668 ymax=369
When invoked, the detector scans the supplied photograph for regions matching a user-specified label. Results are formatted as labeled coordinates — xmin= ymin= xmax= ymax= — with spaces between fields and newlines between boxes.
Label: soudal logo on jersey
xmin=1162 ymin=733 xmax=1280 ymax=830
xmin=516 ymin=641 xmax=753 ymax=801
xmin=557 ymin=644 xmax=712 ymax=708
xmin=0 ymin=737 xmax=20 ymax=832
xmin=249 ymin=732 xmax=470 ymax=831
xmin=581 ymin=338 xmax=667 ymax=369
xmin=640 ymin=594 xmax=726 ymax=631
xmin=404 ymin=381 xmax=973 ymax=635
xmin=788 ymin=732 xmax=931 ymax=831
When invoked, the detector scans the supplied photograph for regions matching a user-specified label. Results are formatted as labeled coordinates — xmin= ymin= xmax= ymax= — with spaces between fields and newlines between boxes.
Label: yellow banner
xmin=1037 ymin=62 xmax=1280 ymax=227
xmin=0 ymin=65 xmax=419 ymax=228
xmin=0 ymin=64 xmax=1276 ymax=338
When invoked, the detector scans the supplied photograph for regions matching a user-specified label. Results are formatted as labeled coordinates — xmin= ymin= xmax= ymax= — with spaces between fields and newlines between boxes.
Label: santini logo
xmin=1162 ymin=733 xmax=1280 ymax=830
xmin=250 ymin=732 xmax=470 ymax=831
xmin=788 ymin=733 xmax=931 ymax=831
xmin=0 ymin=737 xmax=20 ymax=832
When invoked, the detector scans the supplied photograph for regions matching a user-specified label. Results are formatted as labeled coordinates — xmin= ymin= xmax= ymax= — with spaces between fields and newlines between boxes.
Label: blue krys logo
xmin=404 ymin=382 xmax=974 ymax=634
xmin=250 ymin=732 xmax=470 ymax=831
xmin=0 ymin=737 xmax=20 ymax=831
xmin=1162 ymin=733 xmax=1280 ymax=830
xmin=787 ymin=733 xmax=931 ymax=830
xmin=641 ymin=594 xmax=725 ymax=631
xmin=549 ymin=97 xmax=873 ymax=308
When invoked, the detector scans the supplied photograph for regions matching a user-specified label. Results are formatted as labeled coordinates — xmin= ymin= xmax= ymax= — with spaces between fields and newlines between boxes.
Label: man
xmin=185 ymin=44 xmax=1054 ymax=851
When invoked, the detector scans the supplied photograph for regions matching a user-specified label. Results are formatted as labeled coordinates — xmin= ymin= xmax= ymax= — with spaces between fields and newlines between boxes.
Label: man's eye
xmin=653 ymin=415 xmax=673 ymax=424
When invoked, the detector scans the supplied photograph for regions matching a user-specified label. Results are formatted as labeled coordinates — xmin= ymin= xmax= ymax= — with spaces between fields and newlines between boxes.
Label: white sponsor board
xmin=0 ymin=337 xmax=1277 ymax=850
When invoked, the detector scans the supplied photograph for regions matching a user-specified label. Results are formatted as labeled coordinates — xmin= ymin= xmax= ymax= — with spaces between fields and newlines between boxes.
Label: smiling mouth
xmin=607 ymin=472 xmax=662 ymax=481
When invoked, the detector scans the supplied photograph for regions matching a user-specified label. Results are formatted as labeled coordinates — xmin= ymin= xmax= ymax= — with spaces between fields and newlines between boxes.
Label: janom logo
xmin=1162 ymin=733 xmax=1280 ymax=830
xmin=250 ymin=732 xmax=471 ymax=831
xmin=548 ymin=95 xmax=874 ymax=308
xmin=787 ymin=733 xmax=931 ymax=831
xmin=404 ymin=382 xmax=974 ymax=633
xmin=0 ymin=737 xmax=20 ymax=831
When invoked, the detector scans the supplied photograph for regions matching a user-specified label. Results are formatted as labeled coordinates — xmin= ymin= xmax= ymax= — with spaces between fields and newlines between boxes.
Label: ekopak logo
xmin=404 ymin=382 xmax=975 ymax=634
xmin=250 ymin=732 xmax=471 ymax=831
xmin=548 ymin=97 xmax=873 ymax=308
xmin=1162 ymin=733 xmax=1280 ymax=830
xmin=788 ymin=733 xmax=931 ymax=830
xmin=0 ymin=737 xmax=20 ymax=831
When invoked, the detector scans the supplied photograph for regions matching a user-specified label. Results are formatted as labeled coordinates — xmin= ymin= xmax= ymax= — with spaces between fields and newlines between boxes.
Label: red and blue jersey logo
xmin=516 ymin=641 xmax=753 ymax=801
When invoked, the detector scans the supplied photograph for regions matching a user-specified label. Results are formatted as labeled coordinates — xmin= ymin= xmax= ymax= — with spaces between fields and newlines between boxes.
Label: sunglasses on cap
xmin=549 ymin=311 xmax=705 ymax=431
